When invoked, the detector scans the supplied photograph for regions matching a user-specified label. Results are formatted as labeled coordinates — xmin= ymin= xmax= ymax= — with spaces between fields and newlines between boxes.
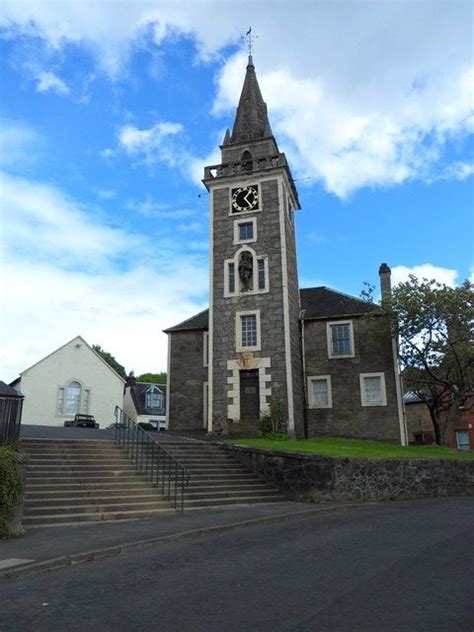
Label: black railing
xmin=0 ymin=395 xmax=24 ymax=446
xmin=113 ymin=407 xmax=190 ymax=512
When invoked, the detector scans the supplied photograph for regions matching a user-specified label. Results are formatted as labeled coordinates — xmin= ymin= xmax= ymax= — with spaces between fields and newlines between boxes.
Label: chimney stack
xmin=379 ymin=262 xmax=392 ymax=304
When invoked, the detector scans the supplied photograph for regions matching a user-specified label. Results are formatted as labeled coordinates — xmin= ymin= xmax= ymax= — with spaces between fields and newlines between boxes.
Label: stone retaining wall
xmin=219 ymin=444 xmax=474 ymax=502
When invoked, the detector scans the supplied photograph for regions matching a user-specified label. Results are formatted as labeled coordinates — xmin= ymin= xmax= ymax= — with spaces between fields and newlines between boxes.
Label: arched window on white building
xmin=56 ymin=380 xmax=91 ymax=416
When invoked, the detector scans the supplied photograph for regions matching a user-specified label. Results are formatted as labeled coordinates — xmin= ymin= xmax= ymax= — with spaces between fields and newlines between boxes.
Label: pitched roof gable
xmin=17 ymin=335 xmax=126 ymax=383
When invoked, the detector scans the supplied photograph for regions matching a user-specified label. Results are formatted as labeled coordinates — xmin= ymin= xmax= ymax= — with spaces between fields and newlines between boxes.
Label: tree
xmin=382 ymin=276 xmax=473 ymax=445
xmin=136 ymin=372 xmax=167 ymax=384
xmin=92 ymin=345 xmax=127 ymax=379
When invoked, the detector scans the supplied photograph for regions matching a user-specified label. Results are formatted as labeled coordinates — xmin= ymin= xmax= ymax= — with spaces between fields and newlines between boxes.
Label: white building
xmin=11 ymin=336 xmax=125 ymax=428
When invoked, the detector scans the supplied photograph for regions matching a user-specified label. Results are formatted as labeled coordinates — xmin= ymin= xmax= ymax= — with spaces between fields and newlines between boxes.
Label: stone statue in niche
xmin=238 ymin=251 xmax=253 ymax=291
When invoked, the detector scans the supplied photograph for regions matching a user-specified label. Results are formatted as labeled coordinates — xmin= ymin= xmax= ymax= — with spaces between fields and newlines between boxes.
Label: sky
xmin=0 ymin=1 xmax=473 ymax=382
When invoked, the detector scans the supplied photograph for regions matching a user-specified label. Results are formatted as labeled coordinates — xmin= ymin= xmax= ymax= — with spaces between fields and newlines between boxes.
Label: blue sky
xmin=0 ymin=1 xmax=473 ymax=381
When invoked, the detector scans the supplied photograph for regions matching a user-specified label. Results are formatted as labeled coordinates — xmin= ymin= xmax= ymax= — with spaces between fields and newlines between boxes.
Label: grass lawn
xmin=226 ymin=436 xmax=474 ymax=461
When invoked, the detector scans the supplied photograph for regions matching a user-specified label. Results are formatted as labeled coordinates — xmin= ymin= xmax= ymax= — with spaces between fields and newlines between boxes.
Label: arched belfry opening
xmin=241 ymin=150 xmax=253 ymax=172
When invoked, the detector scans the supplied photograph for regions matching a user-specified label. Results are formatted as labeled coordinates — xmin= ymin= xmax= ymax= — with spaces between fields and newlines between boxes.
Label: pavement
xmin=20 ymin=425 xmax=116 ymax=441
xmin=1 ymin=497 xmax=472 ymax=632
xmin=0 ymin=500 xmax=342 ymax=579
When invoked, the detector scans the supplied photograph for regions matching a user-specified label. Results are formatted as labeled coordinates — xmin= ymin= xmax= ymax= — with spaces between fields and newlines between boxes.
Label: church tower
xmin=203 ymin=56 xmax=304 ymax=435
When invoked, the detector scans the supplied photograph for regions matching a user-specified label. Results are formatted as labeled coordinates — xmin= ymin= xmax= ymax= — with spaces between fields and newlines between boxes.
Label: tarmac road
xmin=1 ymin=497 xmax=473 ymax=632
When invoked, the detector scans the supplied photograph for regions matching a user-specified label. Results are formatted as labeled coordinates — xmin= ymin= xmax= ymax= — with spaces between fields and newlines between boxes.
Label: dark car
xmin=64 ymin=414 xmax=99 ymax=429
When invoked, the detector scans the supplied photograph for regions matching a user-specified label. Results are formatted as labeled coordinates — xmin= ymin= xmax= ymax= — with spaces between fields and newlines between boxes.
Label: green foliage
xmin=226 ymin=436 xmax=474 ymax=461
xmin=0 ymin=444 xmax=22 ymax=538
xmin=359 ymin=281 xmax=376 ymax=303
xmin=258 ymin=399 xmax=289 ymax=438
xmin=258 ymin=414 xmax=273 ymax=437
xmin=93 ymin=344 xmax=127 ymax=379
xmin=137 ymin=372 xmax=167 ymax=384
xmin=384 ymin=276 xmax=473 ymax=445
xmin=138 ymin=422 xmax=156 ymax=431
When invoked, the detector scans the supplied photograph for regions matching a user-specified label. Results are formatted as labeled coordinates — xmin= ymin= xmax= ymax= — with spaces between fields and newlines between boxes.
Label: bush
xmin=138 ymin=422 xmax=156 ymax=431
xmin=258 ymin=414 xmax=273 ymax=437
xmin=0 ymin=444 xmax=21 ymax=538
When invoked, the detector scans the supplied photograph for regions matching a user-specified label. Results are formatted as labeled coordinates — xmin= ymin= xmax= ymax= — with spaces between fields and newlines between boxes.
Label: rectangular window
xmin=456 ymin=430 xmax=470 ymax=451
xmin=82 ymin=389 xmax=90 ymax=414
xmin=146 ymin=391 xmax=164 ymax=409
xmin=241 ymin=314 xmax=257 ymax=347
xmin=234 ymin=217 xmax=257 ymax=244
xmin=360 ymin=373 xmax=387 ymax=406
xmin=56 ymin=388 xmax=64 ymax=415
xmin=327 ymin=321 xmax=354 ymax=357
xmin=239 ymin=222 xmax=253 ymax=241
xmin=258 ymin=259 xmax=266 ymax=290
xmin=308 ymin=376 xmax=332 ymax=408
xmin=228 ymin=262 xmax=235 ymax=293
xmin=236 ymin=310 xmax=261 ymax=352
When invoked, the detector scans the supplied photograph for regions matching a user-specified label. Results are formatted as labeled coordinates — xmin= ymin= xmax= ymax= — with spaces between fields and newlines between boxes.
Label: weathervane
xmin=242 ymin=26 xmax=258 ymax=57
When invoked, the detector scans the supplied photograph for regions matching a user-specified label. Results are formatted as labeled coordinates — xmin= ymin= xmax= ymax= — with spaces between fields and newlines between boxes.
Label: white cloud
xmin=118 ymin=122 xmax=183 ymax=155
xmin=437 ymin=161 xmax=474 ymax=182
xmin=114 ymin=121 xmax=186 ymax=171
xmin=125 ymin=198 xmax=196 ymax=220
xmin=0 ymin=171 xmax=135 ymax=267
xmin=2 ymin=2 xmax=472 ymax=196
xmin=391 ymin=264 xmax=459 ymax=288
xmin=0 ymin=260 xmax=208 ymax=383
xmin=178 ymin=222 xmax=204 ymax=233
xmin=0 ymin=171 xmax=209 ymax=380
xmin=36 ymin=70 xmax=69 ymax=95
xmin=0 ymin=119 xmax=42 ymax=167
xmin=113 ymin=121 xmax=219 ymax=185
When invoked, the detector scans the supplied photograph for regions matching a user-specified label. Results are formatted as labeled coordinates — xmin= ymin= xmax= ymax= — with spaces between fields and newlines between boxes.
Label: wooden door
xmin=240 ymin=370 xmax=260 ymax=421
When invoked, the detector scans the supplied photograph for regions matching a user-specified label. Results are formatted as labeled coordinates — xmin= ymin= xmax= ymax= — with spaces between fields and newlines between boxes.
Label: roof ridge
xmin=163 ymin=307 xmax=209 ymax=333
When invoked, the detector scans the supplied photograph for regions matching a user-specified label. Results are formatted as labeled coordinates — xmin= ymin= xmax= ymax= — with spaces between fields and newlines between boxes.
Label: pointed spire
xmin=230 ymin=57 xmax=273 ymax=144
xmin=222 ymin=128 xmax=231 ymax=145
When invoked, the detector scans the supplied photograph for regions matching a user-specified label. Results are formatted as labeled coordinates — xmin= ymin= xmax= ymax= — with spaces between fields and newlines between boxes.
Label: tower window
xmin=236 ymin=310 xmax=261 ymax=351
xmin=239 ymin=222 xmax=253 ymax=241
xmin=241 ymin=314 xmax=257 ymax=347
xmin=241 ymin=150 xmax=253 ymax=172
xmin=228 ymin=262 xmax=235 ymax=293
xmin=234 ymin=217 xmax=257 ymax=245
xmin=258 ymin=259 xmax=266 ymax=290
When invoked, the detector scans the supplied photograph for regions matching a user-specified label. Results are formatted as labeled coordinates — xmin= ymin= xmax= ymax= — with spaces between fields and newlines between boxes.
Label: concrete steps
xmin=22 ymin=439 xmax=172 ymax=526
xmin=21 ymin=436 xmax=287 ymax=526
xmin=153 ymin=438 xmax=286 ymax=508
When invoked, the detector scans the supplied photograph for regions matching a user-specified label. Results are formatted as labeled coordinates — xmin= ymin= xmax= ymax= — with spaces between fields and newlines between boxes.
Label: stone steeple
xmin=227 ymin=56 xmax=273 ymax=144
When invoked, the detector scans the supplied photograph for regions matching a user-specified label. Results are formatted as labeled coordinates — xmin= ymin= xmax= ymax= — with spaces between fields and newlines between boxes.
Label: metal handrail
xmin=113 ymin=406 xmax=190 ymax=513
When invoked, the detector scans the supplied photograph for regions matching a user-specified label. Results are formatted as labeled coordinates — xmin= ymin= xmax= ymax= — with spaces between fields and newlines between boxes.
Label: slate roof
xmin=164 ymin=287 xmax=378 ymax=333
xmin=0 ymin=381 xmax=23 ymax=398
xmin=164 ymin=308 xmax=211 ymax=333
xmin=300 ymin=287 xmax=377 ymax=320
xmin=230 ymin=57 xmax=273 ymax=144
xmin=129 ymin=382 xmax=166 ymax=416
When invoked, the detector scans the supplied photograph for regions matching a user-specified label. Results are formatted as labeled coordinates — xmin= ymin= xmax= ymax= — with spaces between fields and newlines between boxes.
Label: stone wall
xmin=304 ymin=316 xmax=401 ymax=443
xmin=168 ymin=330 xmax=208 ymax=430
xmin=220 ymin=444 xmax=474 ymax=502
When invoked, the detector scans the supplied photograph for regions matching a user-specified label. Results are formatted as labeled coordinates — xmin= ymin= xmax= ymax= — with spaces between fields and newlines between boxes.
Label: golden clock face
xmin=231 ymin=185 xmax=259 ymax=212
